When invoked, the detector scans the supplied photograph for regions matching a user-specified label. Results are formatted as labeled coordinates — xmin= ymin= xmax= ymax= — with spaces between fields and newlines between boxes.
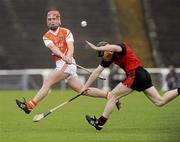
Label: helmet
xmin=96 ymin=41 xmax=108 ymax=57
xmin=47 ymin=10 xmax=61 ymax=30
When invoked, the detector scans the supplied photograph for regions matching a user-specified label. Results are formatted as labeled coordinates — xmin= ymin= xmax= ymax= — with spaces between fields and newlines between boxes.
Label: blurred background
xmin=0 ymin=0 xmax=180 ymax=90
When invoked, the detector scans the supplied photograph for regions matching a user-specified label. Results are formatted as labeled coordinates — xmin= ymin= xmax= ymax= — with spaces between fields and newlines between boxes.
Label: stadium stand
xmin=114 ymin=0 xmax=154 ymax=67
xmin=142 ymin=0 xmax=180 ymax=67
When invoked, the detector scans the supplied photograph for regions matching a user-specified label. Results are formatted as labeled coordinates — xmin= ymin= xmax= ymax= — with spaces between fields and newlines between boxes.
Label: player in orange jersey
xmin=15 ymin=10 xmax=120 ymax=114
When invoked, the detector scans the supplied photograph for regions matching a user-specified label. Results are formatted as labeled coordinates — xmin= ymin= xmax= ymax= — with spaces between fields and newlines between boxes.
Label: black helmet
xmin=96 ymin=41 xmax=108 ymax=57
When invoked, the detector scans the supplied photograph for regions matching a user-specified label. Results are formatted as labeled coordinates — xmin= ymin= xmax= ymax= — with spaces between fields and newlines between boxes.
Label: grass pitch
xmin=0 ymin=90 xmax=180 ymax=142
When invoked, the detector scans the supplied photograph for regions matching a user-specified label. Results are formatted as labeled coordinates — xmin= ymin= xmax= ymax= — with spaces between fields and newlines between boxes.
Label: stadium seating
xmin=114 ymin=0 xmax=154 ymax=67
xmin=144 ymin=0 xmax=180 ymax=67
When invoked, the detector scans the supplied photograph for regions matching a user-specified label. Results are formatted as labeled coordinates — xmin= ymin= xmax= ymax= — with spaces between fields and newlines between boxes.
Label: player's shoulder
xmin=115 ymin=42 xmax=128 ymax=55
xmin=42 ymin=30 xmax=52 ymax=40
xmin=60 ymin=27 xmax=71 ymax=35
xmin=60 ymin=26 xmax=70 ymax=31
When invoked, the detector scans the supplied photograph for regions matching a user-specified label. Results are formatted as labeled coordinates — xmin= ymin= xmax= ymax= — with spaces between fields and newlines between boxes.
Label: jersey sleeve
xmin=66 ymin=32 xmax=74 ymax=42
xmin=43 ymin=34 xmax=53 ymax=47
xmin=118 ymin=43 xmax=126 ymax=55
xmin=100 ymin=60 xmax=112 ymax=68
xmin=43 ymin=39 xmax=53 ymax=47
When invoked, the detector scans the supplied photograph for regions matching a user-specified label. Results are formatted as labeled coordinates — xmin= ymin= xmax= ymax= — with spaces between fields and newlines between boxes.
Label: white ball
xmin=81 ymin=21 xmax=87 ymax=27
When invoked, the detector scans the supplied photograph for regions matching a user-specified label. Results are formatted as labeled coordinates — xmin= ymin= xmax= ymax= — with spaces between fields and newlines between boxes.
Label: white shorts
xmin=55 ymin=58 xmax=77 ymax=80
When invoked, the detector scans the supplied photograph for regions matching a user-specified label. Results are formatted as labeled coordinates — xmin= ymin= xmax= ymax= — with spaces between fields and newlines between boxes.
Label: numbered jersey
xmin=43 ymin=27 xmax=74 ymax=61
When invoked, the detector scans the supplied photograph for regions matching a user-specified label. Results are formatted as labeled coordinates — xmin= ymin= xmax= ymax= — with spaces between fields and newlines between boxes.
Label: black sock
xmin=98 ymin=116 xmax=108 ymax=126
xmin=178 ymin=88 xmax=180 ymax=94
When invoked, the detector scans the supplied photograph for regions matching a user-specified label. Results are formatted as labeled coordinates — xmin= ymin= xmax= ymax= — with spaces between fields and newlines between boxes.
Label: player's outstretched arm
xmin=84 ymin=65 xmax=104 ymax=89
xmin=86 ymin=41 xmax=122 ymax=52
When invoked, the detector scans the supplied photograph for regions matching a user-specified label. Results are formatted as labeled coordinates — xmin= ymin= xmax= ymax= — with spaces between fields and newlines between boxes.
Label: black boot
xmin=85 ymin=115 xmax=103 ymax=131
xmin=115 ymin=99 xmax=121 ymax=110
xmin=16 ymin=98 xmax=31 ymax=114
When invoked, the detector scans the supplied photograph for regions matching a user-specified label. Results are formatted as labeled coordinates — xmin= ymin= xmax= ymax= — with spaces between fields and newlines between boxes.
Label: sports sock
xmin=27 ymin=100 xmax=37 ymax=109
xmin=98 ymin=116 xmax=108 ymax=126
xmin=178 ymin=88 xmax=180 ymax=94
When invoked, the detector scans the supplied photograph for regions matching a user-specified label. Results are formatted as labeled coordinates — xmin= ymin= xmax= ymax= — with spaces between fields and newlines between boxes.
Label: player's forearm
xmin=66 ymin=47 xmax=74 ymax=58
xmin=97 ymin=45 xmax=122 ymax=52
xmin=49 ymin=46 xmax=64 ymax=57
xmin=84 ymin=67 xmax=103 ymax=88
xmin=66 ymin=42 xmax=74 ymax=58
xmin=86 ymin=41 xmax=121 ymax=52
xmin=84 ymin=72 xmax=100 ymax=88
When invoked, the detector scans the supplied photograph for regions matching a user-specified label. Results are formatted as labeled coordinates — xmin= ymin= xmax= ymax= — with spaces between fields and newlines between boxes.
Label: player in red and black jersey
xmin=83 ymin=41 xmax=180 ymax=131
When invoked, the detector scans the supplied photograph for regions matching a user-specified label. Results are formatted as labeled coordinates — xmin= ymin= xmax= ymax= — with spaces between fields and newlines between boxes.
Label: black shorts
xmin=122 ymin=67 xmax=153 ymax=91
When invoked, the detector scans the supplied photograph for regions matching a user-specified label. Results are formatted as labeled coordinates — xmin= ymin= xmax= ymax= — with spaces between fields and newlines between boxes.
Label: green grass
xmin=0 ymin=90 xmax=180 ymax=142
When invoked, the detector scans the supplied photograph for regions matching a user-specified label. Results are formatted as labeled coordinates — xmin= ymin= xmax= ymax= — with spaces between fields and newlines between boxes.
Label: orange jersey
xmin=43 ymin=27 xmax=72 ymax=61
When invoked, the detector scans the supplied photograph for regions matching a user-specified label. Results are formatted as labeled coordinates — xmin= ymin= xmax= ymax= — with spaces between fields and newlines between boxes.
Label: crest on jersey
xmin=59 ymin=43 xmax=63 ymax=47
xmin=59 ymin=36 xmax=64 ymax=41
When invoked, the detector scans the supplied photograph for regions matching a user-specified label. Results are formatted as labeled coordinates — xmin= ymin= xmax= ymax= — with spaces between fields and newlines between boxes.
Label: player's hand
xmin=62 ymin=56 xmax=72 ymax=64
xmin=66 ymin=56 xmax=72 ymax=64
xmin=61 ymin=54 xmax=67 ymax=62
xmin=80 ymin=87 xmax=89 ymax=95
xmin=86 ymin=41 xmax=98 ymax=50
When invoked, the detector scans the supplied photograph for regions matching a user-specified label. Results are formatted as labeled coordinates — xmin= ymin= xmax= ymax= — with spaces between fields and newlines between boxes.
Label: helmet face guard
xmin=96 ymin=41 xmax=108 ymax=57
xmin=47 ymin=10 xmax=61 ymax=30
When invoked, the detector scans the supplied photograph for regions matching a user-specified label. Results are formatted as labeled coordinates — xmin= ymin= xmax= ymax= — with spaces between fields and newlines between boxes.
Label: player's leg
xmin=144 ymin=86 xmax=180 ymax=106
xmin=67 ymin=75 xmax=121 ymax=111
xmin=86 ymin=83 xmax=132 ymax=130
xmin=67 ymin=75 xmax=109 ymax=98
xmin=102 ymin=83 xmax=132 ymax=118
xmin=87 ymin=87 xmax=110 ymax=99
xmin=86 ymin=68 xmax=137 ymax=130
xmin=16 ymin=69 xmax=69 ymax=113
xmin=67 ymin=75 xmax=83 ymax=93
xmin=66 ymin=61 xmax=111 ymax=99
xmin=33 ymin=69 xmax=69 ymax=102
